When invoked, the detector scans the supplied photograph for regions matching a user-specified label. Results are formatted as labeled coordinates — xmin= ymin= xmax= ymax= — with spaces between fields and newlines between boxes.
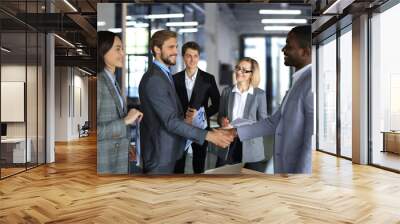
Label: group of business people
xmin=97 ymin=25 xmax=313 ymax=175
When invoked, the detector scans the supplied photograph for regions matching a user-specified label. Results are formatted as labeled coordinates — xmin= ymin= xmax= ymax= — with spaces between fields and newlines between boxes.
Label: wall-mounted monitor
xmin=1 ymin=82 xmax=25 ymax=122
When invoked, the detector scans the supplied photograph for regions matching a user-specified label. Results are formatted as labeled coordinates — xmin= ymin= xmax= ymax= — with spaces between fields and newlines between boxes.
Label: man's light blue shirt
xmin=153 ymin=60 xmax=174 ymax=84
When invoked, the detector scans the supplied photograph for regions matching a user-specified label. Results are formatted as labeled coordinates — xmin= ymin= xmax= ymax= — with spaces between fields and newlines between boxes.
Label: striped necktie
xmin=166 ymin=71 xmax=175 ymax=88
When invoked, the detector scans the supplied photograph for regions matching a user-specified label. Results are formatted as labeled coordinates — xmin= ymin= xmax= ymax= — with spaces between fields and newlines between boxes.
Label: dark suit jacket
xmin=138 ymin=64 xmax=208 ymax=173
xmin=173 ymin=69 xmax=220 ymax=128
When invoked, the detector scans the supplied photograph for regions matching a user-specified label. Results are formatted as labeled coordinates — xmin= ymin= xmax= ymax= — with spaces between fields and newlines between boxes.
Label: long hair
xmin=97 ymin=31 xmax=120 ymax=72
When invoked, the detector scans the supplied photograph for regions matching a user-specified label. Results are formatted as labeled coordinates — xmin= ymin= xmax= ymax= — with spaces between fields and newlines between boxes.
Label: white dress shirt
xmin=232 ymin=85 xmax=254 ymax=121
xmin=185 ymin=68 xmax=198 ymax=100
xmin=281 ymin=64 xmax=312 ymax=113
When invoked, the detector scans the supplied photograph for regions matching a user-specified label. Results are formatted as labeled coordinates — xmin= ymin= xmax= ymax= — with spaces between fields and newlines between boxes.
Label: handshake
xmin=205 ymin=128 xmax=237 ymax=148
xmin=184 ymin=107 xmax=237 ymax=148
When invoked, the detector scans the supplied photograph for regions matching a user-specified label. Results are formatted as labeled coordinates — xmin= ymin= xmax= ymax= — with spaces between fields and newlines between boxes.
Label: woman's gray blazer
xmin=97 ymin=70 xmax=130 ymax=174
xmin=217 ymin=86 xmax=268 ymax=163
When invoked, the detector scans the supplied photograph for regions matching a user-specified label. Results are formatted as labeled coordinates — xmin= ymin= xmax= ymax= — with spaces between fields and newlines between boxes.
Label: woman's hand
xmin=124 ymin=109 xmax=143 ymax=125
xmin=220 ymin=117 xmax=230 ymax=128
xmin=129 ymin=145 xmax=137 ymax=162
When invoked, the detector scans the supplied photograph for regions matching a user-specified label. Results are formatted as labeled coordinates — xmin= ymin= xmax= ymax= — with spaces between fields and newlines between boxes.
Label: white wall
xmin=1 ymin=65 xmax=38 ymax=137
xmin=1 ymin=64 xmax=46 ymax=164
xmin=204 ymin=3 xmax=239 ymax=91
xmin=97 ymin=3 xmax=116 ymax=31
xmin=54 ymin=67 xmax=89 ymax=141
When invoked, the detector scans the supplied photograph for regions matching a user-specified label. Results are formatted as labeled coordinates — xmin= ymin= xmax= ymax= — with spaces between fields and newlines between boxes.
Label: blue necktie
xmin=166 ymin=71 xmax=175 ymax=88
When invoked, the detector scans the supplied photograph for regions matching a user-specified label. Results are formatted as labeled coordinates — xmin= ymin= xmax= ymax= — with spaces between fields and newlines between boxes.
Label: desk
xmin=382 ymin=131 xmax=400 ymax=154
xmin=1 ymin=138 xmax=31 ymax=163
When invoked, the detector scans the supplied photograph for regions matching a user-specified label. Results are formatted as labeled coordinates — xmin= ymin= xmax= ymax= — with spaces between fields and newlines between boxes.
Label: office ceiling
xmin=228 ymin=3 xmax=312 ymax=35
xmin=0 ymin=0 xmax=391 ymax=71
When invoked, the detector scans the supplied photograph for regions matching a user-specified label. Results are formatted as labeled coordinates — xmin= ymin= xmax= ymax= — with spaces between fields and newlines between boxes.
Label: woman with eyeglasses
xmin=97 ymin=31 xmax=143 ymax=174
xmin=216 ymin=57 xmax=268 ymax=172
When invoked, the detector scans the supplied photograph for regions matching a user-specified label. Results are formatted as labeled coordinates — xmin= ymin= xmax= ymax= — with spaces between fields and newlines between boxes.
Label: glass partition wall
xmin=370 ymin=1 xmax=400 ymax=171
xmin=0 ymin=1 xmax=46 ymax=179
xmin=316 ymin=25 xmax=353 ymax=159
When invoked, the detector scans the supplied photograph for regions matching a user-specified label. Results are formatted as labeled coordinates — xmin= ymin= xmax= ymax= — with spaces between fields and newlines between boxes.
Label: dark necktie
xmin=114 ymin=80 xmax=124 ymax=109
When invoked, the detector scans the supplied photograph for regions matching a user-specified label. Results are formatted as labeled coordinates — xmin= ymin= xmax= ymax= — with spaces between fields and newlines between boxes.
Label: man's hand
xmin=220 ymin=128 xmax=238 ymax=138
xmin=184 ymin=107 xmax=197 ymax=125
xmin=124 ymin=109 xmax=143 ymax=125
xmin=205 ymin=129 xmax=235 ymax=148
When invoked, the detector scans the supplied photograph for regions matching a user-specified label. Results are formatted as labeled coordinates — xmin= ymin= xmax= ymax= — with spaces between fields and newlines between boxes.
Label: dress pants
xmin=216 ymin=137 xmax=267 ymax=173
xmin=144 ymin=162 xmax=176 ymax=174
xmin=174 ymin=141 xmax=208 ymax=174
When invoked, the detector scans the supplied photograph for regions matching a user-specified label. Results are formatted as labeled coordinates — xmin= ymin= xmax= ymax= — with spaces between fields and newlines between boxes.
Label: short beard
xmin=161 ymin=52 xmax=176 ymax=66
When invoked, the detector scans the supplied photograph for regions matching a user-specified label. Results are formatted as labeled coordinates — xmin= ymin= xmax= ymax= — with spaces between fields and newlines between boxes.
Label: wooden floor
xmin=1 ymin=135 xmax=400 ymax=223
xmin=372 ymin=150 xmax=400 ymax=171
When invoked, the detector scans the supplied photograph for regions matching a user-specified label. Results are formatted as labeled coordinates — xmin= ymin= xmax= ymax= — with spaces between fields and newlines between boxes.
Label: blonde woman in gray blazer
xmin=217 ymin=57 xmax=268 ymax=172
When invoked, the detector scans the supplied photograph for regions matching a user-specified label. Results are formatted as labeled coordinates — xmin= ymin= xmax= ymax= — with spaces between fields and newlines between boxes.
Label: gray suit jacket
xmin=139 ymin=64 xmax=208 ymax=173
xmin=218 ymin=86 xmax=268 ymax=163
xmin=237 ymin=66 xmax=313 ymax=173
xmin=97 ymin=70 xmax=130 ymax=174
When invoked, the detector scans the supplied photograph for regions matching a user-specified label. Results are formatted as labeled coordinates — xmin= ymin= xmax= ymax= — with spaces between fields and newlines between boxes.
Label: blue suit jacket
xmin=237 ymin=66 xmax=313 ymax=173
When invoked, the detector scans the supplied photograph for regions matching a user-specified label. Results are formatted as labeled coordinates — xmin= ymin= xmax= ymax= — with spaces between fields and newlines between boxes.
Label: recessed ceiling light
xmin=261 ymin=19 xmax=307 ymax=24
xmin=126 ymin=21 xmax=149 ymax=28
xmin=63 ymin=0 xmax=78 ymax=12
xmin=54 ymin=34 xmax=75 ymax=48
xmin=108 ymin=28 xmax=122 ymax=33
xmin=144 ymin=13 xmax=184 ymax=19
xmin=97 ymin=21 xmax=106 ymax=27
xmin=178 ymin=28 xmax=198 ymax=33
xmin=264 ymin=26 xmax=294 ymax=31
xmin=166 ymin=21 xmax=198 ymax=27
xmin=259 ymin=10 xmax=301 ymax=15
xmin=1 ymin=47 xmax=11 ymax=53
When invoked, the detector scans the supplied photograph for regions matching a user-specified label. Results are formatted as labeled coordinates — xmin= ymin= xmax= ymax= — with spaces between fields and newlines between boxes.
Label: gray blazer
xmin=237 ymin=66 xmax=313 ymax=173
xmin=97 ymin=70 xmax=130 ymax=174
xmin=139 ymin=64 xmax=208 ymax=174
xmin=218 ymin=86 xmax=268 ymax=163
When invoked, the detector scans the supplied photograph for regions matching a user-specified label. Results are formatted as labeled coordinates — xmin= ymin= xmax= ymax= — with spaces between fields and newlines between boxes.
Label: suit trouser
xmin=216 ymin=138 xmax=267 ymax=173
xmin=174 ymin=141 xmax=208 ymax=174
xmin=144 ymin=162 xmax=176 ymax=175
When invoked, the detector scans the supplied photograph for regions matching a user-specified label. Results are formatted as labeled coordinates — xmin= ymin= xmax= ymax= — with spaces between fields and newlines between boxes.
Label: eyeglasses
xmin=235 ymin=66 xmax=252 ymax=74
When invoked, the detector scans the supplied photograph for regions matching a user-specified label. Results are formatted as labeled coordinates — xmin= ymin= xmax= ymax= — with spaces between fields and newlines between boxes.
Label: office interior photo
xmin=97 ymin=2 xmax=312 ymax=174
xmin=1 ymin=0 xmax=400 ymax=223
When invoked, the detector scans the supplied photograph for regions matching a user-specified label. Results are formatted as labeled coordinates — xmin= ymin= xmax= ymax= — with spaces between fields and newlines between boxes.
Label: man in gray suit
xmin=139 ymin=30 xmax=233 ymax=174
xmin=229 ymin=25 xmax=313 ymax=173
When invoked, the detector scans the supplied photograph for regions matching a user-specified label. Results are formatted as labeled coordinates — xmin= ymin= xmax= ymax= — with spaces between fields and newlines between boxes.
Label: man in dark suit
xmin=173 ymin=41 xmax=220 ymax=174
xmin=139 ymin=30 xmax=233 ymax=174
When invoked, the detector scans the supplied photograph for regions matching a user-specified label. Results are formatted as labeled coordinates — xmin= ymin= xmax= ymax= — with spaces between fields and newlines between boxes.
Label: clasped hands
xmin=207 ymin=116 xmax=237 ymax=148
xmin=184 ymin=108 xmax=236 ymax=148
xmin=205 ymin=128 xmax=237 ymax=148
